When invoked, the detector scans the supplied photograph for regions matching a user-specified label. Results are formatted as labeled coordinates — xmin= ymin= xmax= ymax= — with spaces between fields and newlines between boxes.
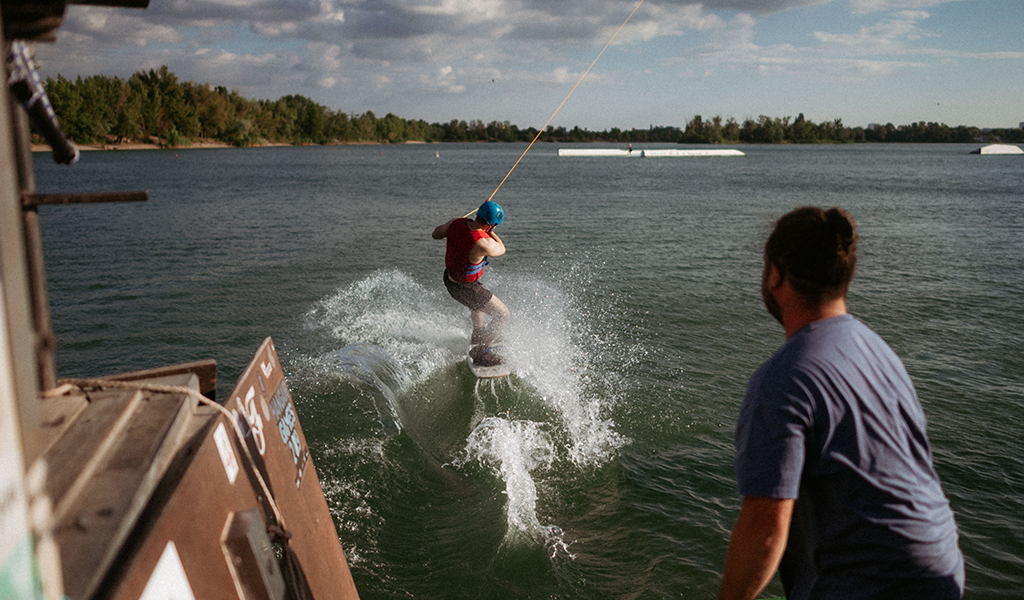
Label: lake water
xmin=34 ymin=143 xmax=1024 ymax=599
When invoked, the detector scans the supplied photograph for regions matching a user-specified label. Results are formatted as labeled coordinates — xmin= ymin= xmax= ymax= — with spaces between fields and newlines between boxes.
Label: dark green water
xmin=35 ymin=143 xmax=1024 ymax=598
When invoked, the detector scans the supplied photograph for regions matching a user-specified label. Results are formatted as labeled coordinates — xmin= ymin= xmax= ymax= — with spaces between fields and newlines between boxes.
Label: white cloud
xmin=148 ymin=0 xmax=324 ymax=22
xmin=812 ymin=10 xmax=930 ymax=54
xmin=848 ymin=0 xmax=970 ymax=15
xmin=29 ymin=0 xmax=1023 ymax=129
xmin=61 ymin=8 xmax=184 ymax=47
xmin=692 ymin=0 xmax=830 ymax=11
xmin=968 ymin=51 xmax=1024 ymax=60
xmin=679 ymin=8 xmax=941 ymax=83
xmin=186 ymin=47 xmax=296 ymax=85
xmin=420 ymin=64 xmax=467 ymax=93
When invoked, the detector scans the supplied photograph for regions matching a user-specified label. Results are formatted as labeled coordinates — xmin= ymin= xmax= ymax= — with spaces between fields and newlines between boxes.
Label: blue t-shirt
xmin=735 ymin=315 xmax=964 ymax=599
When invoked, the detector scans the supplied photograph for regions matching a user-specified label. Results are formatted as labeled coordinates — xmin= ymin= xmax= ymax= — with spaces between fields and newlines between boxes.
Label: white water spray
xmin=452 ymin=417 xmax=573 ymax=557
xmin=497 ymin=273 xmax=628 ymax=467
xmin=304 ymin=268 xmax=630 ymax=556
xmin=305 ymin=269 xmax=462 ymax=383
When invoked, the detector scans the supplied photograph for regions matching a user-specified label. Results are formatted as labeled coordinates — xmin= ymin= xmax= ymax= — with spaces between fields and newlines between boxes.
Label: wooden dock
xmin=37 ymin=341 xmax=359 ymax=600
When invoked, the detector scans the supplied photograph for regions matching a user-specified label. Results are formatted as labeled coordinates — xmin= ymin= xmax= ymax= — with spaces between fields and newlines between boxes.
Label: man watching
xmin=719 ymin=206 xmax=964 ymax=600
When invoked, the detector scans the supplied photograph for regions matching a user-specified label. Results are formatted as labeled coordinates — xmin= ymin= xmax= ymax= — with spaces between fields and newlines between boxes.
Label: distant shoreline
xmin=28 ymin=138 xmax=430 ymax=153
xmin=29 ymin=138 xmax=1021 ymax=154
xmin=31 ymin=139 xmax=303 ymax=152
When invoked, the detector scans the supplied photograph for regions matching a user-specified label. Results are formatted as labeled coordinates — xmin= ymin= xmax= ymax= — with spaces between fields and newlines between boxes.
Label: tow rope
xmin=482 ymin=0 xmax=648 ymax=207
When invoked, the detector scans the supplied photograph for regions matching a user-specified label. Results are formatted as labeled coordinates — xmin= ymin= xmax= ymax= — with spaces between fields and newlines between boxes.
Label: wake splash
xmin=303 ymin=270 xmax=461 ymax=432
xmin=498 ymin=274 xmax=628 ymax=468
xmin=304 ymin=267 xmax=631 ymax=555
xmin=451 ymin=417 xmax=572 ymax=558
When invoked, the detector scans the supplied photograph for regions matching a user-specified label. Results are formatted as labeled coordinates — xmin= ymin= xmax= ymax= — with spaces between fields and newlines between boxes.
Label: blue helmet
xmin=477 ymin=201 xmax=504 ymax=226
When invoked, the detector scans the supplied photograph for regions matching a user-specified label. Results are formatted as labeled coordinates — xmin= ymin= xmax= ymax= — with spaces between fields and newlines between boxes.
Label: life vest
xmin=445 ymin=218 xmax=490 ymax=283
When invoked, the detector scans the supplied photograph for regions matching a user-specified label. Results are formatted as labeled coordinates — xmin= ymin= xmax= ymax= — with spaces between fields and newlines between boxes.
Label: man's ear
xmin=765 ymin=262 xmax=783 ymax=290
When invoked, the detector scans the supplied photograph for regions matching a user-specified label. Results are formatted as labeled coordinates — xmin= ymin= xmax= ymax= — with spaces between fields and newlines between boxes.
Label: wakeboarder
xmin=432 ymin=201 xmax=510 ymax=367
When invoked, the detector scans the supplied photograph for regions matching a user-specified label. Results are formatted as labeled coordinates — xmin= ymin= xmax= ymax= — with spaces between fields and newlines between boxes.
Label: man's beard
xmin=762 ymin=267 xmax=784 ymax=325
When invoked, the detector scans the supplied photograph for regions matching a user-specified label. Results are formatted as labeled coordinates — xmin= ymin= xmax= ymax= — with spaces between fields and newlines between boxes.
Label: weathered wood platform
xmin=39 ymin=365 xmax=219 ymax=599
xmin=38 ymin=342 xmax=359 ymax=600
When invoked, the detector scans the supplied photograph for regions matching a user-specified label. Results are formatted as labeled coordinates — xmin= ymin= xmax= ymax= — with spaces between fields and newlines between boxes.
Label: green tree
xmin=46 ymin=75 xmax=89 ymax=142
xmin=379 ymin=112 xmax=406 ymax=143
xmin=683 ymin=115 xmax=725 ymax=143
xmin=324 ymin=111 xmax=351 ymax=141
xmin=110 ymin=83 xmax=144 ymax=143
xmin=351 ymin=111 xmax=379 ymax=141
xmin=722 ymin=117 xmax=740 ymax=142
xmin=42 ymin=66 xmax=1009 ymax=148
xmin=789 ymin=113 xmax=817 ymax=143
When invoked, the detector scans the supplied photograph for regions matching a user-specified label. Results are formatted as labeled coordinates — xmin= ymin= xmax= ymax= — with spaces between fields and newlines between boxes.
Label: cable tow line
xmin=481 ymin=0 xmax=647 ymax=207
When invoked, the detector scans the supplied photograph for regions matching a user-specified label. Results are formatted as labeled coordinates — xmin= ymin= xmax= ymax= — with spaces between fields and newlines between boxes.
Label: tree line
xmin=680 ymin=114 xmax=1022 ymax=144
xmin=40 ymin=66 xmax=1023 ymax=148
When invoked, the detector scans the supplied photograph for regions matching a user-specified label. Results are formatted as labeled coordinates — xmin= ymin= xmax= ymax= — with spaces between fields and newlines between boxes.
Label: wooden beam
xmin=110 ymin=360 xmax=218 ymax=401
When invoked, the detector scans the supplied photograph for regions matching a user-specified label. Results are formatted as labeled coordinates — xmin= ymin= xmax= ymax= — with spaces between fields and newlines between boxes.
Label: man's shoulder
xmin=791 ymin=315 xmax=890 ymax=357
xmin=752 ymin=317 xmax=867 ymax=391
xmin=769 ymin=314 xmax=913 ymax=404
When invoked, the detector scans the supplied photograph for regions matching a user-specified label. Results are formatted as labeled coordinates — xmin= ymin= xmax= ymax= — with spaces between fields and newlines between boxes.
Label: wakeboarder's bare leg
xmin=470 ymin=295 xmax=509 ymax=349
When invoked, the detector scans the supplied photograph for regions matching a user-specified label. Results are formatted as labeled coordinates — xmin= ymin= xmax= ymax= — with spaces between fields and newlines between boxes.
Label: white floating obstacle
xmin=557 ymin=149 xmax=636 ymax=156
xmin=970 ymin=144 xmax=1023 ymax=155
xmin=641 ymin=149 xmax=745 ymax=157
xmin=557 ymin=148 xmax=745 ymax=157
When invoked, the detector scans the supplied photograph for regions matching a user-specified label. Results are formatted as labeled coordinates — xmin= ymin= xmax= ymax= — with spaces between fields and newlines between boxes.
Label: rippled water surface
xmin=35 ymin=143 xmax=1024 ymax=598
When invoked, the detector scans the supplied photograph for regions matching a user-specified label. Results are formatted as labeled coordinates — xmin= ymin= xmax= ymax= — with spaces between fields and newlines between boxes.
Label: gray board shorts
xmin=443 ymin=270 xmax=493 ymax=310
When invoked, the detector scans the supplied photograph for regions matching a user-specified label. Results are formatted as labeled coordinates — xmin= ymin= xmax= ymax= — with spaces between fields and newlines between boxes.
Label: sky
xmin=34 ymin=0 xmax=1024 ymax=131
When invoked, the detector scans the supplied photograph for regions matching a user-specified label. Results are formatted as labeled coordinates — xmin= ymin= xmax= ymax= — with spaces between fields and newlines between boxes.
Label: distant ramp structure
xmin=642 ymin=149 xmax=745 ymax=157
xmin=970 ymin=144 xmax=1023 ymax=155
xmin=557 ymin=148 xmax=745 ymax=157
xmin=558 ymin=148 xmax=636 ymax=157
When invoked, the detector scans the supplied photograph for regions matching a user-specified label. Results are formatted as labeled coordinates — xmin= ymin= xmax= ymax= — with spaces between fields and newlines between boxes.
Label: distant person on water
xmin=718 ymin=206 xmax=964 ymax=600
xmin=432 ymin=200 xmax=510 ymax=367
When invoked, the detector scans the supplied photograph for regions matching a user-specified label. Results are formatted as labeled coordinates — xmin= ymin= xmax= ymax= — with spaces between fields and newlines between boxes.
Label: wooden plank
xmin=37 ymin=389 xmax=89 ymax=453
xmin=47 ymin=374 xmax=218 ymax=600
xmin=110 ymin=359 xmax=218 ymax=400
xmin=52 ymin=340 xmax=359 ymax=600
xmin=22 ymin=208 xmax=57 ymax=391
xmin=43 ymin=387 xmax=143 ymax=514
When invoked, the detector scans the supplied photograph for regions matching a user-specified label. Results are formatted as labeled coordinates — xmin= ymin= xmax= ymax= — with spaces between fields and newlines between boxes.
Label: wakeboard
xmin=467 ymin=345 xmax=510 ymax=379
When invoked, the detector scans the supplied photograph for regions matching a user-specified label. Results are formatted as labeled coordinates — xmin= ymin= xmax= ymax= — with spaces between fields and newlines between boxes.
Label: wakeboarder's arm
xmin=465 ymin=231 xmax=505 ymax=265
xmin=483 ymin=229 xmax=505 ymax=257
xmin=718 ymin=496 xmax=793 ymax=600
xmin=432 ymin=219 xmax=455 ymax=240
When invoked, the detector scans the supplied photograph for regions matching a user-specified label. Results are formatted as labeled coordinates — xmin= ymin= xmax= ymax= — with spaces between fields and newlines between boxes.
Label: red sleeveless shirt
xmin=445 ymin=218 xmax=490 ymax=283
